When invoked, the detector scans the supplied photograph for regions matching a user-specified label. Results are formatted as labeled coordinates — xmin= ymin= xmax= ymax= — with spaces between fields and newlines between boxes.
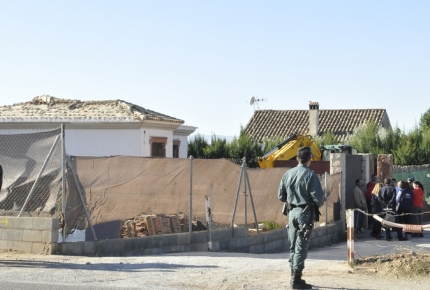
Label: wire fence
xmin=63 ymin=155 xmax=343 ymax=242
xmin=0 ymin=128 xmax=343 ymax=243
xmin=0 ymin=128 xmax=63 ymax=217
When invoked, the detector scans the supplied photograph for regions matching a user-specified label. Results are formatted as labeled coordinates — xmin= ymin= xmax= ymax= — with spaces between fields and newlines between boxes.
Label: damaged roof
xmin=244 ymin=108 xmax=390 ymax=142
xmin=0 ymin=95 xmax=184 ymax=124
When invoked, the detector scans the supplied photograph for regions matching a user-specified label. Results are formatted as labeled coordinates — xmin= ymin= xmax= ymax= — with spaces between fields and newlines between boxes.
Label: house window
xmin=173 ymin=140 xmax=180 ymax=158
xmin=150 ymin=137 xmax=167 ymax=157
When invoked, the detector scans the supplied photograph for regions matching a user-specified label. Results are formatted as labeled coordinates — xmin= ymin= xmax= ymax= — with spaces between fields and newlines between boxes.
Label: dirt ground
xmin=353 ymin=250 xmax=430 ymax=277
xmin=0 ymin=250 xmax=429 ymax=290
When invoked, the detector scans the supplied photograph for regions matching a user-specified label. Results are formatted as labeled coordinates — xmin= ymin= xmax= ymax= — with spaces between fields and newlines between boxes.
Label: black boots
xmin=291 ymin=270 xmax=312 ymax=289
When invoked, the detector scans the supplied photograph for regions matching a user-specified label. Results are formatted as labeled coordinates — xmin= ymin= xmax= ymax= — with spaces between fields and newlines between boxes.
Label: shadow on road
xmin=0 ymin=260 xmax=218 ymax=272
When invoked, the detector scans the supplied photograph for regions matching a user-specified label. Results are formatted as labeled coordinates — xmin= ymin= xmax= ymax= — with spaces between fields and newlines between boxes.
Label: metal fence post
xmin=347 ymin=209 xmax=355 ymax=263
xmin=205 ymin=196 xmax=212 ymax=251
xmin=189 ymin=155 xmax=193 ymax=238
xmin=61 ymin=123 xmax=66 ymax=240
xmin=243 ymin=157 xmax=247 ymax=225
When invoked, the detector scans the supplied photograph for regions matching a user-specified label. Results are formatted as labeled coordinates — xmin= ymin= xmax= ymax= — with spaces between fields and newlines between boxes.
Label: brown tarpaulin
xmin=66 ymin=156 xmax=340 ymax=236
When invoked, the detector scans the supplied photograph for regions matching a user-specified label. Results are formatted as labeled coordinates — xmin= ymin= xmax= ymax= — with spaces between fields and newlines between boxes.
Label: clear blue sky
xmin=1 ymin=1 xmax=429 ymax=137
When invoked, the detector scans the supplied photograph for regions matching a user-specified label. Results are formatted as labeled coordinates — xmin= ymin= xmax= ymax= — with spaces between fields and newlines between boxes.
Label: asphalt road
xmin=0 ymin=228 xmax=428 ymax=289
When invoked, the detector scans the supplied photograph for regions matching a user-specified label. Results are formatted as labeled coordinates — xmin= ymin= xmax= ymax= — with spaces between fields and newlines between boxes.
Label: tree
xmin=203 ymin=135 xmax=230 ymax=158
xmin=393 ymin=127 xmax=430 ymax=165
xmin=228 ymin=127 xmax=263 ymax=168
xmin=419 ymin=108 xmax=430 ymax=132
xmin=187 ymin=133 xmax=209 ymax=158
xmin=319 ymin=130 xmax=337 ymax=146
xmin=348 ymin=121 xmax=380 ymax=155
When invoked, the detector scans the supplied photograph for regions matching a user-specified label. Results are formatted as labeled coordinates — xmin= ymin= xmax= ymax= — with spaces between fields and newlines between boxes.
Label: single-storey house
xmin=0 ymin=95 xmax=196 ymax=158
xmin=244 ymin=102 xmax=392 ymax=143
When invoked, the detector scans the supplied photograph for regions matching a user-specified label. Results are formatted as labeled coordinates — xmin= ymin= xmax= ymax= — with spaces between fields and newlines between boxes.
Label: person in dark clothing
xmin=395 ymin=180 xmax=414 ymax=241
xmin=369 ymin=188 xmax=383 ymax=239
xmin=353 ymin=179 xmax=366 ymax=234
xmin=278 ymin=146 xmax=325 ymax=289
xmin=365 ymin=174 xmax=377 ymax=229
xmin=378 ymin=178 xmax=396 ymax=241
xmin=407 ymin=177 xmax=415 ymax=191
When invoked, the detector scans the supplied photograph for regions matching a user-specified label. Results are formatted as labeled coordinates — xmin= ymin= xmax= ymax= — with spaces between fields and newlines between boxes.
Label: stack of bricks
xmin=120 ymin=220 xmax=136 ymax=238
xmin=120 ymin=213 xmax=191 ymax=238
xmin=169 ymin=215 xmax=182 ymax=233
xmin=162 ymin=217 xmax=172 ymax=234
xmin=145 ymin=215 xmax=157 ymax=236
xmin=154 ymin=216 xmax=163 ymax=235
xmin=178 ymin=213 xmax=189 ymax=232
xmin=134 ymin=216 xmax=148 ymax=237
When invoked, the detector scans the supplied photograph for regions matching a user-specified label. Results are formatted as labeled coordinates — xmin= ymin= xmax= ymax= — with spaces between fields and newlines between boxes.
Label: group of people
xmin=277 ymin=145 xmax=426 ymax=289
xmin=354 ymin=174 xmax=425 ymax=241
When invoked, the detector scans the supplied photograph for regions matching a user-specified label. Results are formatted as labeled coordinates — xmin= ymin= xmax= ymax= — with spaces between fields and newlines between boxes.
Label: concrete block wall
xmin=0 ymin=217 xmax=59 ymax=254
xmin=309 ymin=220 xmax=345 ymax=249
xmin=59 ymin=220 xmax=345 ymax=257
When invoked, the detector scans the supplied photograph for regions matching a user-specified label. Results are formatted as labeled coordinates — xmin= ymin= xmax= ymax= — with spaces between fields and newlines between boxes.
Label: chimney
xmin=309 ymin=101 xmax=319 ymax=137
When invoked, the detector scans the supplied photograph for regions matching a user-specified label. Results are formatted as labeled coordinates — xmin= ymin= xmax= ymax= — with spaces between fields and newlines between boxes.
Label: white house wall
xmin=66 ymin=128 xmax=141 ymax=157
xmin=141 ymin=127 xmax=173 ymax=158
xmin=0 ymin=125 xmax=192 ymax=158
xmin=176 ymin=135 xmax=188 ymax=158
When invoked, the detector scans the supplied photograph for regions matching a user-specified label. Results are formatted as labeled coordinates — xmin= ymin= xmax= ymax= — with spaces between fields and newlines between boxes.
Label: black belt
xmin=290 ymin=204 xmax=308 ymax=209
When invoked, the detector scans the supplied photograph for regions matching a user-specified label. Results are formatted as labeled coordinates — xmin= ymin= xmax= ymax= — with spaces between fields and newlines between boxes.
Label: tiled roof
xmin=244 ymin=109 xmax=388 ymax=142
xmin=0 ymin=95 xmax=184 ymax=124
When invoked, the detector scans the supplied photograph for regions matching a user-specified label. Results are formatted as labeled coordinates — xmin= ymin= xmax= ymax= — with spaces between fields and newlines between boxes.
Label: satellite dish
xmin=249 ymin=96 xmax=268 ymax=111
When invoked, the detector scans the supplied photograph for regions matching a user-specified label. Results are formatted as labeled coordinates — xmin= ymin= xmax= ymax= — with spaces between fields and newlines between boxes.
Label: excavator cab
xmin=320 ymin=145 xmax=358 ymax=161
xmin=257 ymin=132 xmax=359 ymax=168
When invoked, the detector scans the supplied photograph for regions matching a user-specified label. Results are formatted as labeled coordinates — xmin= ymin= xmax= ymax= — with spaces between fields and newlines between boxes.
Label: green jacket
xmin=278 ymin=163 xmax=325 ymax=207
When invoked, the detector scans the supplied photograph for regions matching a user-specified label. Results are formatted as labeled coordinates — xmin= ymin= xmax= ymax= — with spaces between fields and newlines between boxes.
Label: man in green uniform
xmin=278 ymin=146 xmax=325 ymax=289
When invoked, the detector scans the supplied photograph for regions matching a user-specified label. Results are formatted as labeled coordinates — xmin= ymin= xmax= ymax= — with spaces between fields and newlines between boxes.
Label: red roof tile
xmin=244 ymin=109 xmax=389 ymax=142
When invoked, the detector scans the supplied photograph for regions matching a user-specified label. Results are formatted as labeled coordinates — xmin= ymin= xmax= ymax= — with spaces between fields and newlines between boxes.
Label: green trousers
xmin=288 ymin=207 xmax=313 ymax=271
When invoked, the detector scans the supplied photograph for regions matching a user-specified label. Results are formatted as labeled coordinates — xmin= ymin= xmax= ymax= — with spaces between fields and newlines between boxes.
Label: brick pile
xmin=120 ymin=213 xmax=190 ymax=238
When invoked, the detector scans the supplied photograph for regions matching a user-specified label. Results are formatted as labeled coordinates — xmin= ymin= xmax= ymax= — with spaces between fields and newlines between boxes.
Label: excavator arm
xmin=258 ymin=133 xmax=322 ymax=168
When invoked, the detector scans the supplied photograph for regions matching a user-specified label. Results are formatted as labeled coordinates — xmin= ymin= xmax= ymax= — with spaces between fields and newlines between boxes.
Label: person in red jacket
xmin=365 ymin=174 xmax=377 ymax=229
xmin=412 ymin=180 xmax=425 ymax=237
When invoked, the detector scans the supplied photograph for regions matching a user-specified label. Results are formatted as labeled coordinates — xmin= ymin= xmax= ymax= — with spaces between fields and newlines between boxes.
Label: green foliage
xmin=320 ymin=130 xmax=337 ymax=146
xmin=228 ymin=127 xmax=263 ymax=168
xmin=203 ymin=135 xmax=230 ymax=158
xmin=392 ymin=127 xmax=430 ymax=165
xmin=263 ymin=221 xmax=282 ymax=230
xmin=349 ymin=121 xmax=380 ymax=155
xmin=187 ymin=133 xmax=209 ymax=158
xmin=348 ymin=120 xmax=430 ymax=166
xmin=420 ymin=108 xmax=430 ymax=132
xmin=187 ymin=127 xmax=264 ymax=168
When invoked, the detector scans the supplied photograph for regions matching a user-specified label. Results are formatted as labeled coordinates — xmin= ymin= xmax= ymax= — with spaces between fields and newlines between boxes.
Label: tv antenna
xmin=249 ymin=96 xmax=268 ymax=111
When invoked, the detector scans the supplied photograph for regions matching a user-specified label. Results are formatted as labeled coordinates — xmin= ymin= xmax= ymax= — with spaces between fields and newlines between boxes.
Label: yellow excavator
xmin=257 ymin=132 xmax=357 ymax=169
